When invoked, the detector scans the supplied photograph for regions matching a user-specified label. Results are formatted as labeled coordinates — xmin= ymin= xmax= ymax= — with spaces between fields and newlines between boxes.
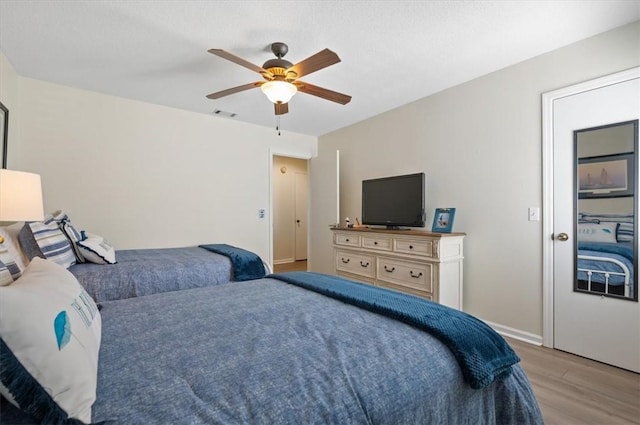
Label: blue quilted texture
xmin=270 ymin=271 xmax=520 ymax=389
xmin=199 ymin=244 xmax=265 ymax=281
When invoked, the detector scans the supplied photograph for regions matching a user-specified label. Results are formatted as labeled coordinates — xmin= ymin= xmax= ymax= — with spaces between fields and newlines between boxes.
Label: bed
xmin=4 ymin=214 xmax=269 ymax=304
xmin=577 ymin=213 xmax=635 ymax=298
xmin=0 ymin=260 xmax=544 ymax=425
xmin=68 ymin=245 xmax=271 ymax=303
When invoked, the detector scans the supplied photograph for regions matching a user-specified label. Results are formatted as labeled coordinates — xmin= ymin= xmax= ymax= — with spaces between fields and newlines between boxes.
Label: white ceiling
xmin=0 ymin=1 xmax=638 ymax=137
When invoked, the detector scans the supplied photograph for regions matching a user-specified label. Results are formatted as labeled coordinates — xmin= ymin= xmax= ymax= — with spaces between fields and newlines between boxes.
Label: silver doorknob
xmin=555 ymin=233 xmax=569 ymax=241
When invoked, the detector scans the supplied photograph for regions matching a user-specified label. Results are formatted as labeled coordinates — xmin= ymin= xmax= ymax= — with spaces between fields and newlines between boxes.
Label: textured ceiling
xmin=0 ymin=1 xmax=638 ymax=136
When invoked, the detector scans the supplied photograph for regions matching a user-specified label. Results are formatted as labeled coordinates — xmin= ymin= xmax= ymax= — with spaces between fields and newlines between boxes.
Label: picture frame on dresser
xmin=432 ymin=208 xmax=456 ymax=233
xmin=0 ymin=101 xmax=8 ymax=169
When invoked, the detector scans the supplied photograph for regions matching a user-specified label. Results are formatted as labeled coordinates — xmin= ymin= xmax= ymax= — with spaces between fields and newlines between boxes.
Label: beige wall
xmin=1 ymin=60 xmax=317 ymax=262
xmin=309 ymin=22 xmax=640 ymax=338
xmin=0 ymin=52 xmax=21 ymax=167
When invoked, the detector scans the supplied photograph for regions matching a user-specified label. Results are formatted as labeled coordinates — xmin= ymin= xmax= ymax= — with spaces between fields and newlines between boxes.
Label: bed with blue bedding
xmin=68 ymin=244 xmax=268 ymax=303
xmin=577 ymin=242 xmax=634 ymax=298
xmin=577 ymin=213 xmax=635 ymax=298
xmin=0 ymin=270 xmax=544 ymax=425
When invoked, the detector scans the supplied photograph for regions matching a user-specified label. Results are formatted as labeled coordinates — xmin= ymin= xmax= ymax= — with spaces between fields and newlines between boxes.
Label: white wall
xmin=0 ymin=52 xmax=21 ymax=167
xmin=8 ymin=75 xmax=316 ymax=262
xmin=309 ymin=22 xmax=640 ymax=337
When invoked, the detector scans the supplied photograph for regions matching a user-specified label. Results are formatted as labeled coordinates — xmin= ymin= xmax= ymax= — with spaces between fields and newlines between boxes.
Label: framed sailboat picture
xmin=578 ymin=152 xmax=634 ymax=199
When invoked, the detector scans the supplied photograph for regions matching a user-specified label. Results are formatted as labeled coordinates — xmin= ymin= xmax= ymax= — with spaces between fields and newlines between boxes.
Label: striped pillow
xmin=18 ymin=216 xmax=76 ymax=269
xmin=0 ymin=243 xmax=22 ymax=286
xmin=52 ymin=210 xmax=85 ymax=263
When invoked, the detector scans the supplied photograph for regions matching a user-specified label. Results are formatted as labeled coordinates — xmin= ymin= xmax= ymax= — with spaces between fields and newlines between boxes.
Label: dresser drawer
xmin=394 ymin=238 xmax=437 ymax=259
xmin=376 ymin=257 xmax=433 ymax=293
xmin=334 ymin=232 xmax=360 ymax=247
xmin=377 ymin=281 xmax=433 ymax=301
xmin=335 ymin=250 xmax=375 ymax=278
xmin=362 ymin=235 xmax=392 ymax=251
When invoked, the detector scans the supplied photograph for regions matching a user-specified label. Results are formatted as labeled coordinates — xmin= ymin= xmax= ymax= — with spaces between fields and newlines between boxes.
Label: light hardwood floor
xmin=273 ymin=260 xmax=308 ymax=272
xmin=507 ymin=337 xmax=639 ymax=425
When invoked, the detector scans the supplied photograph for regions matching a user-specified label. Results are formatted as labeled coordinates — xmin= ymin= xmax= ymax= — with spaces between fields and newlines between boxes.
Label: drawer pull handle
xmin=374 ymin=241 xmax=378 ymax=245
xmin=409 ymin=245 xmax=413 ymax=249
xmin=345 ymin=238 xmax=350 ymax=242
xmin=384 ymin=266 xmax=395 ymax=273
xmin=360 ymin=261 xmax=369 ymax=267
xmin=341 ymin=258 xmax=350 ymax=264
xmin=410 ymin=271 xmax=423 ymax=278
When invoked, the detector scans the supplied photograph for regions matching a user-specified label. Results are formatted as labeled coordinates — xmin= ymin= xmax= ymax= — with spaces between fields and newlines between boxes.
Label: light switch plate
xmin=528 ymin=207 xmax=540 ymax=221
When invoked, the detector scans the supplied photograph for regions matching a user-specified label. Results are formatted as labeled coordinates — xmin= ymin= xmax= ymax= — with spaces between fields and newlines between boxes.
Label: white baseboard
xmin=273 ymin=258 xmax=295 ymax=265
xmin=485 ymin=320 xmax=543 ymax=346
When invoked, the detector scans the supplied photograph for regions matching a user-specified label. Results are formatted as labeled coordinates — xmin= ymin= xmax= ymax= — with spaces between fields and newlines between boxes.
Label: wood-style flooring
xmin=273 ymin=260 xmax=308 ymax=272
xmin=507 ymin=337 xmax=639 ymax=425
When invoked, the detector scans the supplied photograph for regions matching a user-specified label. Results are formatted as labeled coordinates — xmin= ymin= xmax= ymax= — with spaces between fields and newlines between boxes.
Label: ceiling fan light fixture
xmin=261 ymin=80 xmax=297 ymax=104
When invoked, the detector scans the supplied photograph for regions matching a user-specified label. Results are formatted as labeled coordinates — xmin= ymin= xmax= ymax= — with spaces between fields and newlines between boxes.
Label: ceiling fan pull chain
xmin=276 ymin=116 xmax=281 ymax=136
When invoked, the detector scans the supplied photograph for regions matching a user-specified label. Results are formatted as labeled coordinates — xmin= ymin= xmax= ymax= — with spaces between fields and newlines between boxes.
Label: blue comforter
xmin=1 ymin=276 xmax=543 ymax=424
xmin=270 ymin=271 xmax=519 ymax=389
xmin=69 ymin=247 xmax=234 ymax=302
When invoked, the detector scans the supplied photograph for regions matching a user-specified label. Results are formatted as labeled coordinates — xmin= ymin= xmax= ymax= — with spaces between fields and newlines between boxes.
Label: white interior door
xmin=553 ymin=75 xmax=639 ymax=372
xmin=294 ymin=172 xmax=308 ymax=261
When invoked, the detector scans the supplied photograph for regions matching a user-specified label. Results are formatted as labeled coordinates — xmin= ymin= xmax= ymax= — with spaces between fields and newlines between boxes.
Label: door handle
xmin=554 ymin=233 xmax=569 ymax=241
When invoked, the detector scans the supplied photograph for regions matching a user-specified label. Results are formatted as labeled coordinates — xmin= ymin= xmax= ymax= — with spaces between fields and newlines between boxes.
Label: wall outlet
xmin=528 ymin=207 xmax=540 ymax=221
xmin=258 ymin=209 xmax=265 ymax=219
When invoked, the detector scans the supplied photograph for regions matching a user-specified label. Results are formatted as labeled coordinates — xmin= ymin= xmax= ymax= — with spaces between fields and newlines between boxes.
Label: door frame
xmin=269 ymin=149 xmax=311 ymax=268
xmin=541 ymin=66 xmax=640 ymax=348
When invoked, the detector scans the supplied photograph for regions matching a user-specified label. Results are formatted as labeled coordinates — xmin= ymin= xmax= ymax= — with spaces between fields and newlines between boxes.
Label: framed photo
xmin=432 ymin=208 xmax=456 ymax=233
xmin=0 ymin=101 xmax=7 ymax=169
xmin=578 ymin=152 xmax=634 ymax=199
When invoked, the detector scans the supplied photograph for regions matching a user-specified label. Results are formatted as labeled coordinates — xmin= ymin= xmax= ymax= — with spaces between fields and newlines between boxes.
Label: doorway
xmin=543 ymin=68 xmax=639 ymax=372
xmin=272 ymin=155 xmax=309 ymax=268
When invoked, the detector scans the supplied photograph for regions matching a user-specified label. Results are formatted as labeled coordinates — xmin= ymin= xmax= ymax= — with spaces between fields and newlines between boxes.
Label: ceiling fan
xmin=206 ymin=42 xmax=351 ymax=116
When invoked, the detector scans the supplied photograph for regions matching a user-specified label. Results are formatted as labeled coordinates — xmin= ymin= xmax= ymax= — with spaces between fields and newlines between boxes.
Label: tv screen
xmin=362 ymin=172 xmax=425 ymax=229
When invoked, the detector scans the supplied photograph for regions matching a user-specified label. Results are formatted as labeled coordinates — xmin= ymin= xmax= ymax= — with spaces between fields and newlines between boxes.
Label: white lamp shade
xmin=0 ymin=169 xmax=45 ymax=222
xmin=261 ymin=80 xmax=297 ymax=104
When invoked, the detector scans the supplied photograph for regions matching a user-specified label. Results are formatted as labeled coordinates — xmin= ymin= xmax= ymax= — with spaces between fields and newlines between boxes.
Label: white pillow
xmin=0 ymin=258 xmax=101 ymax=423
xmin=577 ymin=222 xmax=618 ymax=243
xmin=0 ymin=222 xmax=29 ymax=271
xmin=77 ymin=232 xmax=116 ymax=265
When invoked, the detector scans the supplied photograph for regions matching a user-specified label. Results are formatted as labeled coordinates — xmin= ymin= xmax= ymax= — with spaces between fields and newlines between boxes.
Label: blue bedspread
xmin=199 ymin=243 xmax=266 ymax=281
xmin=271 ymin=271 xmax=519 ymax=389
xmin=69 ymin=247 xmax=234 ymax=302
xmin=0 ymin=277 xmax=543 ymax=425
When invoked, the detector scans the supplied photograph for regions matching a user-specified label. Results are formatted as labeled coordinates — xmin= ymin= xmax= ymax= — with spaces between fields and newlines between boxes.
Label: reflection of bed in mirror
xmin=577 ymin=213 xmax=634 ymax=298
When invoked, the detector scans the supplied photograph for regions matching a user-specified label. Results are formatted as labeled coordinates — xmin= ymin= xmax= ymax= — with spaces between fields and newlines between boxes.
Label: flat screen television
xmin=361 ymin=172 xmax=425 ymax=229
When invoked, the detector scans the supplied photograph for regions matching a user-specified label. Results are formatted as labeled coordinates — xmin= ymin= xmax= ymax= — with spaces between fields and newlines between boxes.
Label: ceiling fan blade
xmin=275 ymin=102 xmax=289 ymax=115
xmin=206 ymin=82 xmax=262 ymax=99
xmin=287 ymin=49 xmax=340 ymax=79
xmin=295 ymin=81 xmax=352 ymax=105
xmin=208 ymin=49 xmax=272 ymax=77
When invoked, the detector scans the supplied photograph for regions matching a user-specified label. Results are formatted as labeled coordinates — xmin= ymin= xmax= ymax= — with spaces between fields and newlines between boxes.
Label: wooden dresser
xmin=331 ymin=227 xmax=465 ymax=310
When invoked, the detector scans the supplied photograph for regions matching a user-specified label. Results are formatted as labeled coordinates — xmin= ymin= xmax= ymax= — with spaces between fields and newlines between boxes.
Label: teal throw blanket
xmin=269 ymin=271 xmax=519 ymax=389
xmin=199 ymin=244 xmax=265 ymax=281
